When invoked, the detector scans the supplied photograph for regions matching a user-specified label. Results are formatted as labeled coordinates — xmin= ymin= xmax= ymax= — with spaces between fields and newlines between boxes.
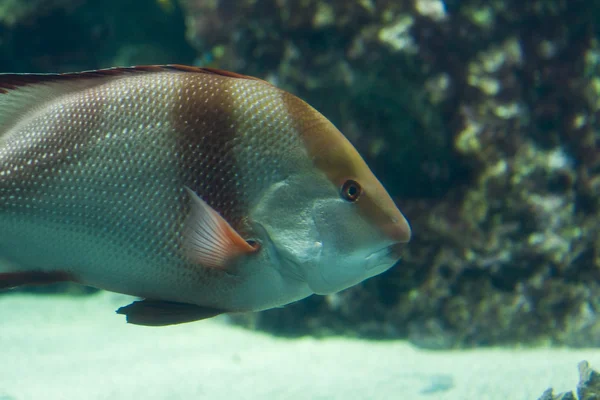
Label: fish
xmin=0 ymin=65 xmax=411 ymax=326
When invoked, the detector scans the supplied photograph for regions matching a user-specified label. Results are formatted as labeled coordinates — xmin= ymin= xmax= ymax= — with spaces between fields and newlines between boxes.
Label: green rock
xmin=578 ymin=361 xmax=600 ymax=400
xmin=537 ymin=361 xmax=600 ymax=400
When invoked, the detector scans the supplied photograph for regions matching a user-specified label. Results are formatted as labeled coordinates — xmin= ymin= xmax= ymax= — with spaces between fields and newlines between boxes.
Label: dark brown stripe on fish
xmin=168 ymin=72 xmax=250 ymax=231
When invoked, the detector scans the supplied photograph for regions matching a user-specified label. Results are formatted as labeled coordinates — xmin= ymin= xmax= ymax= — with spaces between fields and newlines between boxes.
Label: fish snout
xmin=382 ymin=212 xmax=412 ymax=244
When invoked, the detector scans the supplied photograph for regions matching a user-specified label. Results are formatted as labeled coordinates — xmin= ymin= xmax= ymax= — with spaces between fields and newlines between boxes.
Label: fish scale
xmin=0 ymin=69 xmax=311 ymax=303
xmin=0 ymin=65 xmax=411 ymax=325
xmin=1 ymin=76 xmax=183 ymax=291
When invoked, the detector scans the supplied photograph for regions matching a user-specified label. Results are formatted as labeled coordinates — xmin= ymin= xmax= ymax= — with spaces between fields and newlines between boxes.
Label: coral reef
xmin=537 ymin=361 xmax=600 ymax=400
xmin=180 ymin=0 xmax=600 ymax=347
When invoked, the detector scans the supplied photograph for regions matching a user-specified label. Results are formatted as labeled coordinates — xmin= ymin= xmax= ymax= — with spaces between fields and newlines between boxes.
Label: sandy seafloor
xmin=0 ymin=292 xmax=598 ymax=400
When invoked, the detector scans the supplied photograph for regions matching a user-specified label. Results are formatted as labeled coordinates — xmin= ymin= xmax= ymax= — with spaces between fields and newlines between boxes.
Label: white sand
xmin=0 ymin=292 xmax=598 ymax=400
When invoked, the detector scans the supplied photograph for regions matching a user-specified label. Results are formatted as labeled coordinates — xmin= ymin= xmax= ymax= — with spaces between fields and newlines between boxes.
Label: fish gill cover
xmin=0 ymin=0 xmax=598 ymax=348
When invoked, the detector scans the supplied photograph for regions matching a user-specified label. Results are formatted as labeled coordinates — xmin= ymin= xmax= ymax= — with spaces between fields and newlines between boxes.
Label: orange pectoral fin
xmin=0 ymin=271 xmax=74 ymax=290
xmin=183 ymin=187 xmax=258 ymax=269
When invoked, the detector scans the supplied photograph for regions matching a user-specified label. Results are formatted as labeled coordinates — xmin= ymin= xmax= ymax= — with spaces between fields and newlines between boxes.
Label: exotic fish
xmin=0 ymin=65 xmax=411 ymax=325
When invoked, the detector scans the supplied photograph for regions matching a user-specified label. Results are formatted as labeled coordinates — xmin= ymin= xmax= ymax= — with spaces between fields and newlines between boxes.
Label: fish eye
xmin=340 ymin=179 xmax=362 ymax=202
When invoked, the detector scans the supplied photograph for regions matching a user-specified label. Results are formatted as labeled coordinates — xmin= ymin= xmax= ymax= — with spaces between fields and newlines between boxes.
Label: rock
xmin=536 ymin=389 xmax=576 ymax=400
xmin=578 ymin=361 xmax=600 ymax=400
xmin=537 ymin=361 xmax=600 ymax=400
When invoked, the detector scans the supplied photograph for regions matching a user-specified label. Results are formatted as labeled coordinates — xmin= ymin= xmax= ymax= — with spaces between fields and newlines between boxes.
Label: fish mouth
xmin=365 ymin=243 xmax=403 ymax=271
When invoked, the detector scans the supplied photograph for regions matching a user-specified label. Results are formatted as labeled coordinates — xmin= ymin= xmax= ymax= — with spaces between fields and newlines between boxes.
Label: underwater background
xmin=0 ymin=0 xmax=599 ymax=399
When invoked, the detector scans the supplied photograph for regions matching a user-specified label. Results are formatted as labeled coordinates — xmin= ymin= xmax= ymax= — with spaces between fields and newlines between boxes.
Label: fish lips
xmin=364 ymin=242 xmax=404 ymax=271
xmin=311 ymin=242 xmax=402 ymax=295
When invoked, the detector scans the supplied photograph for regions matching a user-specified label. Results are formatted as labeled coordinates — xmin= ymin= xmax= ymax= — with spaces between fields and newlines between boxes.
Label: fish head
xmin=250 ymin=107 xmax=411 ymax=296
xmin=307 ymin=173 xmax=411 ymax=295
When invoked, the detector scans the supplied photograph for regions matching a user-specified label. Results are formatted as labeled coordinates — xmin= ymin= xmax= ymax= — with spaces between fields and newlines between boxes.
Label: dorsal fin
xmin=0 ymin=65 xmax=270 ymax=135
xmin=0 ymin=64 xmax=267 ymax=95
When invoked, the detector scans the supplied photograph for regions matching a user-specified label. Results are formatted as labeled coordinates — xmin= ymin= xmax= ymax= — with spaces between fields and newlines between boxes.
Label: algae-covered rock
xmin=537 ymin=361 xmax=600 ymax=400
xmin=537 ymin=389 xmax=576 ymax=400
xmin=578 ymin=361 xmax=600 ymax=400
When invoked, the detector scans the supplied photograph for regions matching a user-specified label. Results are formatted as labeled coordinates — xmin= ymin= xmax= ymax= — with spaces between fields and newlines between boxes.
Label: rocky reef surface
xmin=0 ymin=0 xmax=598 ymax=347
xmin=537 ymin=361 xmax=600 ymax=400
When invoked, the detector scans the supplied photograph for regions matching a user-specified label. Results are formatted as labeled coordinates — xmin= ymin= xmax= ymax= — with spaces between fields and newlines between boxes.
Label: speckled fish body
xmin=0 ymin=65 xmax=410 ymax=325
